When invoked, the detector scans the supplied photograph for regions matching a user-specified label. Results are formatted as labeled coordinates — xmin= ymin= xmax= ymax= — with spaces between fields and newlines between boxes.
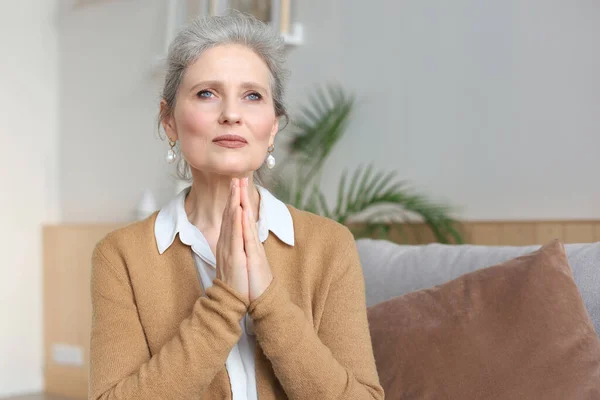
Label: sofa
xmin=356 ymin=239 xmax=600 ymax=399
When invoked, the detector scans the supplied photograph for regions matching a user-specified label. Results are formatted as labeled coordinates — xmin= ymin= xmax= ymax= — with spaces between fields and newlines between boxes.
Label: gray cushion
xmin=357 ymin=239 xmax=600 ymax=336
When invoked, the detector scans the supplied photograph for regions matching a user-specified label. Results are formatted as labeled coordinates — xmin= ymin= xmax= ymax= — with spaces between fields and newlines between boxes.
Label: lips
xmin=213 ymin=134 xmax=247 ymax=143
xmin=213 ymin=134 xmax=248 ymax=149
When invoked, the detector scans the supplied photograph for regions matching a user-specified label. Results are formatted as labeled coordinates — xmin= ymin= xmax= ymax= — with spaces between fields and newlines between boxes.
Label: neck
xmin=184 ymin=171 xmax=261 ymax=234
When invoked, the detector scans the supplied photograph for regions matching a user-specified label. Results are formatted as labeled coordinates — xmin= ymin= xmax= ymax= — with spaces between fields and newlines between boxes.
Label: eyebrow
xmin=190 ymin=80 xmax=269 ymax=94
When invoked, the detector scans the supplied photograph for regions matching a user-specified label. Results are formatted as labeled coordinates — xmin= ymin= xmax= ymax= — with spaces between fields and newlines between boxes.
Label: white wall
xmin=329 ymin=0 xmax=600 ymax=220
xmin=59 ymin=0 xmax=600 ymax=223
xmin=59 ymin=0 xmax=172 ymax=223
xmin=0 ymin=0 xmax=60 ymax=397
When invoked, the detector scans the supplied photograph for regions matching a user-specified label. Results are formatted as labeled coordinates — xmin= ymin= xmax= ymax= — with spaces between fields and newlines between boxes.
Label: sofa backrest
xmin=356 ymin=239 xmax=600 ymax=336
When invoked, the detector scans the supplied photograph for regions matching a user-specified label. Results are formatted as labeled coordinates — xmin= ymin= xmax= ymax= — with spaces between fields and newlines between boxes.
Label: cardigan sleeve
xmin=247 ymin=227 xmax=385 ymax=400
xmin=89 ymin=242 xmax=248 ymax=400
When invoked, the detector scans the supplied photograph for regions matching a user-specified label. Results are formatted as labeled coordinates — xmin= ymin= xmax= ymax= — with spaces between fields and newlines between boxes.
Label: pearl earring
xmin=266 ymin=144 xmax=276 ymax=169
xmin=166 ymin=138 xmax=177 ymax=164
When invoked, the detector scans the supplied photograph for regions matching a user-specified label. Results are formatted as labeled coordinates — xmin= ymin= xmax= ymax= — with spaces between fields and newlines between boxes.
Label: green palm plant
xmin=270 ymin=84 xmax=463 ymax=244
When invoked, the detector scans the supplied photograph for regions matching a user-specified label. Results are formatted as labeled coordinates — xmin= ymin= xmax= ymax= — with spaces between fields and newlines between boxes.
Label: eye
xmin=197 ymin=90 xmax=214 ymax=98
xmin=246 ymin=92 xmax=263 ymax=101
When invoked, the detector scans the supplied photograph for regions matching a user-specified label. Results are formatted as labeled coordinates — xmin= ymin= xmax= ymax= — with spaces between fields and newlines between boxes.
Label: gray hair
xmin=157 ymin=10 xmax=290 ymax=182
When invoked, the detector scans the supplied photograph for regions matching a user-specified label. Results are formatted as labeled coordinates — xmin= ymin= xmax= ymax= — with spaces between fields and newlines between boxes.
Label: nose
xmin=218 ymin=98 xmax=242 ymax=125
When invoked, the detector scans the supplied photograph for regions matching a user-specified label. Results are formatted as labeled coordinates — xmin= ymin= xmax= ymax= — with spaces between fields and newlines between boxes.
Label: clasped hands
xmin=215 ymin=177 xmax=273 ymax=304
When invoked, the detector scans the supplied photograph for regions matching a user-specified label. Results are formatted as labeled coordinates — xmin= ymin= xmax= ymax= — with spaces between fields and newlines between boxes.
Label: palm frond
xmin=316 ymin=188 xmax=332 ymax=219
xmin=334 ymin=169 xmax=349 ymax=220
xmin=288 ymin=83 xmax=355 ymax=182
xmin=270 ymin=84 xmax=463 ymax=244
xmin=333 ymin=164 xmax=462 ymax=243
xmin=304 ymin=183 xmax=323 ymax=215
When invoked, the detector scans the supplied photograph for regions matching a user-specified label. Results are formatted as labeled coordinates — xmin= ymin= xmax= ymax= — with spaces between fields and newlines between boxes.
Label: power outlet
xmin=52 ymin=343 xmax=84 ymax=366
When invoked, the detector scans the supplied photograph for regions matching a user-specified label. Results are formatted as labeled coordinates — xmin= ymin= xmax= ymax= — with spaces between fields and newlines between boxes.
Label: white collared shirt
xmin=154 ymin=184 xmax=294 ymax=400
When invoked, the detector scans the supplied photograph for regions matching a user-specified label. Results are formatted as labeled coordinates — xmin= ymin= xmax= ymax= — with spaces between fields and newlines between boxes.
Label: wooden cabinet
xmin=43 ymin=224 xmax=122 ymax=399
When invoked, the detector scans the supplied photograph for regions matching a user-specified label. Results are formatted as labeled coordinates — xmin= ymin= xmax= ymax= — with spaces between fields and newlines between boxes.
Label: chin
xmin=217 ymin=168 xmax=251 ymax=178
xmin=190 ymin=161 xmax=261 ymax=178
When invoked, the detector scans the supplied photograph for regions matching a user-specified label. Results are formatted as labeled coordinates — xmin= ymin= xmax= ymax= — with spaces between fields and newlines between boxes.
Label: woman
xmin=89 ymin=11 xmax=384 ymax=400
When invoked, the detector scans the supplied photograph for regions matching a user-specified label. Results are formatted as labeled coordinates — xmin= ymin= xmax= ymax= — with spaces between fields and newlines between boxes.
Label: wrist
xmin=212 ymin=278 xmax=250 ymax=309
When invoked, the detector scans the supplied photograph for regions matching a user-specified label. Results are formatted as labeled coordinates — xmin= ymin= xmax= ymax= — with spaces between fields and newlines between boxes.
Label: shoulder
xmin=286 ymin=204 xmax=355 ymax=251
xmin=285 ymin=205 xmax=362 ymax=287
xmin=93 ymin=211 xmax=159 ymax=264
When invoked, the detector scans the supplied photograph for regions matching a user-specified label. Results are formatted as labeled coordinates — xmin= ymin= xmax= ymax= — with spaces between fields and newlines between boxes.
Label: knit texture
xmin=89 ymin=205 xmax=384 ymax=400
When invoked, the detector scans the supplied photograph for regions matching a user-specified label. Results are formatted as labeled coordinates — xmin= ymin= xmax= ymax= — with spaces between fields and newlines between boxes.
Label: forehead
xmin=182 ymin=44 xmax=272 ymax=90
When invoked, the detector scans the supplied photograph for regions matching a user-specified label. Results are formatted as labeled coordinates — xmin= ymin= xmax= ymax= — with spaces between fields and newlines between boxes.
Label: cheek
xmin=247 ymin=108 xmax=276 ymax=140
xmin=178 ymin=103 xmax=214 ymax=136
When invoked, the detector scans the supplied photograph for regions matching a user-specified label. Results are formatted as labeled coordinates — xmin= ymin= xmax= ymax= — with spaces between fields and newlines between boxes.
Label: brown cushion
xmin=367 ymin=239 xmax=600 ymax=400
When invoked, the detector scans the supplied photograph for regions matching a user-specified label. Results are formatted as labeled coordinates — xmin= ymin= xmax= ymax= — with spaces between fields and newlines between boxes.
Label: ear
xmin=269 ymin=116 xmax=279 ymax=146
xmin=160 ymin=99 xmax=178 ymax=141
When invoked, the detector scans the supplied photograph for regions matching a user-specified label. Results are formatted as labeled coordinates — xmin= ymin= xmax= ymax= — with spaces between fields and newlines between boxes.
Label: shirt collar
xmin=155 ymin=184 xmax=294 ymax=255
xmin=256 ymin=184 xmax=295 ymax=246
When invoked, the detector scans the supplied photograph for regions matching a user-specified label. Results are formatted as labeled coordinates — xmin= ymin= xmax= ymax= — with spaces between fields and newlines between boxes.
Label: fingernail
xmin=244 ymin=177 xmax=249 ymax=185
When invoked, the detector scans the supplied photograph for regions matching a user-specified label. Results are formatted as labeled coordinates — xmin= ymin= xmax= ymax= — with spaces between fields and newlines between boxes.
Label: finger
xmin=216 ymin=180 xmax=235 ymax=278
xmin=239 ymin=177 xmax=259 ymax=240
xmin=224 ymin=178 xmax=238 ymax=235
xmin=232 ymin=204 xmax=243 ymax=251
xmin=241 ymin=207 xmax=254 ymax=256
xmin=231 ymin=180 xmax=243 ymax=247
xmin=218 ymin=178 xmax=236 ymax=244
xmin=227 ymin=179 xmax=238 ymax=234
xmin=243 ymin=206 xmax=263 ymax=260
xmin=220 ymin=179 xmax=235 ymax=226
xmin=240 ymin=177 xmax=250 ymax=211
xmin=230 ymin=178 xmax=239 ymax=215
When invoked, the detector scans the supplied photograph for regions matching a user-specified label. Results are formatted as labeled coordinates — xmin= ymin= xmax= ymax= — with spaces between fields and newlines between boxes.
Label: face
xmin=162 ymin=44 xmax=278 ymax=177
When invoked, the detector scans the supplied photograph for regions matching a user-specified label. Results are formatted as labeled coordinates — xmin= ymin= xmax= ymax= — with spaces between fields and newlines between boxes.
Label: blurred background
xmin=1 ymin=0 xmax=599 ymax=398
